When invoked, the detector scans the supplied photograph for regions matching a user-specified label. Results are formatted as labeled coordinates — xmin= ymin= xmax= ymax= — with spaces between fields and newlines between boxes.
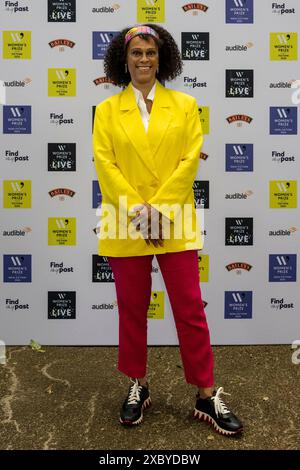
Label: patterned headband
xmin=124 ymin=26 xmax=159 ymax=46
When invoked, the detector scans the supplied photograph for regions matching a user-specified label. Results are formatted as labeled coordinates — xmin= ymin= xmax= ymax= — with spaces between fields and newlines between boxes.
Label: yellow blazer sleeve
xmin=93 ymin=104 xmax=144 ymax=213
xmin=148 ymin=98 xmax=203 ymax=221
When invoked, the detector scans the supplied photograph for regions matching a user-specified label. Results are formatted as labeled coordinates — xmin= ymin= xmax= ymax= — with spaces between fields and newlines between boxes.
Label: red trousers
xmin=108 ymin=250 xmax=214 ymax=388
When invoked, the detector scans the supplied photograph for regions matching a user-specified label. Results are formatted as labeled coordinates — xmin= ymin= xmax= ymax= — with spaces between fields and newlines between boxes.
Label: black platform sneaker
xmin=120 ymin=378 xmax=152 ymax=426
xmin=193 ymin=387 xmax=243 ymax=436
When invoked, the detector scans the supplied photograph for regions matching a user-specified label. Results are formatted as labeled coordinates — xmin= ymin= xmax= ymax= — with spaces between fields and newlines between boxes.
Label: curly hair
xmin=104 ymin=24 xmax=183 ymax=87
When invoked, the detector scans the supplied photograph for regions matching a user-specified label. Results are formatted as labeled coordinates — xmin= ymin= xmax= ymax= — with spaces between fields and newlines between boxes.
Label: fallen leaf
xmin=46 ymin=385 xmax=54 ymax=394
xmin=30 ymin=339 xmax=46 ymax=353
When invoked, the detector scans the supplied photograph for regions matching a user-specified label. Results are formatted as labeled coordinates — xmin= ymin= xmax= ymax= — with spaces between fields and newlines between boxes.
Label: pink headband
xmin=125 ymin=26 xmax=159 ymax=45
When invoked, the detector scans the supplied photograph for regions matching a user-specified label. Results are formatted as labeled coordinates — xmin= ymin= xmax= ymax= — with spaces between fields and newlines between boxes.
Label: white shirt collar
xmin=132 ymin=81 xmax=156 ymax=104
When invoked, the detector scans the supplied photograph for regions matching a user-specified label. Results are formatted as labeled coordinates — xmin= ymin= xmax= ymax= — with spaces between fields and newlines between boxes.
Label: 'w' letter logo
xmin=277 ymin=108 xmax=288 ymax=118
xmin=55 ymin=219 xmax=69 ymax=229
xmin=10 ymin=107 xmax=22 ymax=117
xmin=233 ymin=145 xmax=245 ymax=155
xmin=233 ymin=0 xmax=244 ymax=7
xmin=55 ymin=70 xmax=69 ymax=80
xmin=232 ymin=292 xmax=243 ymax=302
xmin=10 ymin=32 xmax=24 ymax=42
xmin=276 ymin=256 xmax=288 ymax=266
xmin=277 ymin=34 xmax=290 ymax=44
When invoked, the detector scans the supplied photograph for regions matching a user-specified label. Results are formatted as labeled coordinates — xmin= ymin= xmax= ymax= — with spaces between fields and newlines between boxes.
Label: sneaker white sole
xmin=120 ymin=396 xmax=152 ymax=426
xmin=193 ymin=408 xmax=243 ymax=436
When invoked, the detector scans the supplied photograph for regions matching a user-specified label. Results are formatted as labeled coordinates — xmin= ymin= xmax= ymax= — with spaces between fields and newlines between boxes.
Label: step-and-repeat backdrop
xmin=1 ymin=0 xmax=299 ymax=345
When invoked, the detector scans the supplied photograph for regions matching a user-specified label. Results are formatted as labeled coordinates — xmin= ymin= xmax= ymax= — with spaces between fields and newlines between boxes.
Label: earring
xmin=156 ymin=65 xmax=159 ymax=74
xmin=125 ymin=63 xmax=128 ymax=73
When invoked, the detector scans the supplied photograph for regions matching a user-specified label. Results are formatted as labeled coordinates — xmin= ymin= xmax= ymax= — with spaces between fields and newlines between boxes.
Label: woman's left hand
xmin=131 ymin=203 xmax=164 ymax=247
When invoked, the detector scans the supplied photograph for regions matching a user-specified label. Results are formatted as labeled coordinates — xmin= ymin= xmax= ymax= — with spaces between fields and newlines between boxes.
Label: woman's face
xmin=126 ymin=36 xmax=159 ymax=87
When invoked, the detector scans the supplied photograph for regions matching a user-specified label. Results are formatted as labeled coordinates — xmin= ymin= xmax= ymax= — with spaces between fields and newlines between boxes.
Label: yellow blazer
xmin=93 ymin=80 xmax=203 ymax=257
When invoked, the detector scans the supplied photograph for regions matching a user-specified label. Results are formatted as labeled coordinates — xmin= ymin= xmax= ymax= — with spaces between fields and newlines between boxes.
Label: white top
xmin=132 ymin=82 xmax=156 ymax=132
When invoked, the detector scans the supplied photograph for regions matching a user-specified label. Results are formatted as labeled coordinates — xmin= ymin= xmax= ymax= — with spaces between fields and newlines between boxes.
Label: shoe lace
xmin=211 ymin=387 xmax=231 ymax=417
xmin=127 ymin=378 xmax=143 ymax=405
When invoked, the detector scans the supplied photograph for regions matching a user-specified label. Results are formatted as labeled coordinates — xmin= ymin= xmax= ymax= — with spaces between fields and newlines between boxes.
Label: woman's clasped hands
xmin=130 ymin=202 xmax=164 ymax=247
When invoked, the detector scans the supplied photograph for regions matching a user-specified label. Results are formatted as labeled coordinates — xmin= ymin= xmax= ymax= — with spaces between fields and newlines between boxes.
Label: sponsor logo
xmin=5 ymin=298 xmax=29 ymax=311
xmin=198 ymin=253 xmax=209 ymax=282
xmin=49 ymin=112 xmax=74 ymax=126
xmin=269 ymin=107 xmax=297 ymax=135
xmin=226 ymin=114 xmax=253 ymax=126
xmin=4 ymin=1 xmax=30 ymax=13
xmin=270 ymin=297 xmax=295 ymax=310
xmin=226 ymin=69 xmax=254 ymax=98
xmin=48 ymin=291 xmax=76 ymax=319
xmin=48 ymin=68 xmax=76 ymax=97
xmin=92 ymin=255 xmax=114 ymax=282
xmin=48 ymin=188 xmax=76 ymax=200
xmin=48 ymin=0 xmax=76 ymax=22
xmin=3 ymin=77 xmax=32 ymax=88
xmin=193 ymin=181 xmax=209 ymax=209
xmin=182 ymin=32 xmax=209 ymax=60
xmin=225 ymin=190 xmax=253 ymax=199
xmin=271 ymin=150 xmax=295 ymax=163
xmin=93 ymin=76 xmax=115 ymax=88
xmin=224 ymin=291 xmax=253 ymax=319
xmin=269 ymin=80 xmax=292 ymax=89
xmin=147 ymin=291 xmax=164 ymax=319
xmin=269 ymin=180 xmax=297 ymax=208
xmin=226 ymin=0 xmax=253 ymax=24
xmin=198 ymin=106 xmax=209 ymax=134
xmin=269 ymin=226 xmax=297 ymax=236
xmin=271 ymin=2 xmax=296 ymax=15
xmin=2 ymin=30 xmax=31 ymax=58
xmin=3 ymin=180 xmax=31 ymax=208
xmin=91 ymin=301 xmax=117 ymax=310
xmin=3 ymin=149 xmax=29 ymax=163
xmin=48 ymin=143 xmax=76 ymax=171
xmin=137 ymin=0 xmax=165 ymax=23
xmin=93 ymin=181 xmax=102 ymax=209
xmin=225 ymin=42 xmax=254 ymax=52
xmin=226 ymin=262 xmax=252 ymax=272
xmin=270 ymin=32 xmax=298 ymax=61
xmin=182 ymin=3 xmax=208 ymax=13
xmin=225 ymin=218 xmax=253 ymax=246
xmin=183 ymin=76 xmax=207 ymax=89
xmin=3 ymin=105 xmax=31 ymax=134
xmin=2 ymin=226 xmax=32 ymax=237
xmin=49 ymin=261 xmax=74 ymax=274
xmin=3 ymin=254 xmax=32 ymax=282
xmin=91 ymin=3 xmax=120 ymax=13
xmin=226 ymin=144 xmax=253 ymax=172
xmin=92 ymin=31 xmax=119 ymax=60
xmin=269 ymin=254 xmax=297 ymax=282
xmin=48 ymin=38 xmax=75 ymax=49
xmin=48 ymin=218 xmax=76 ymax=245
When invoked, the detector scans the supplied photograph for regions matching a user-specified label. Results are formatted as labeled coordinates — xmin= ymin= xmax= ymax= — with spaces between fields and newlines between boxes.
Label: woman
xmin=93 ymin=24 xmax=243 ymax=436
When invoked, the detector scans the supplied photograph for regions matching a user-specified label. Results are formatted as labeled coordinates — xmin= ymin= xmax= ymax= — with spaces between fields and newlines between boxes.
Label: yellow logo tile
xmin=48 ymin=68 xmax=76 ymax=97
xmin=48 ymin=217 xmax=76 ymax=245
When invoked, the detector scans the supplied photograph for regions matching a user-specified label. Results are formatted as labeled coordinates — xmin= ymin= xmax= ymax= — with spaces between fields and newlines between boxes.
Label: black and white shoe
xmin=193 ymin=387 xmax=243 ymax=436
xmin=120 ymin=378 xmax=152 ymax=426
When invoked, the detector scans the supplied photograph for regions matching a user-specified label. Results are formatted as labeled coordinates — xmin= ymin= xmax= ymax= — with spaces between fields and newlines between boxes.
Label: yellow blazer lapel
xmin=119 ymin=83 xmax=159 ymax=179
xmin=147 ymin=81 xmax=173 ymax=158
